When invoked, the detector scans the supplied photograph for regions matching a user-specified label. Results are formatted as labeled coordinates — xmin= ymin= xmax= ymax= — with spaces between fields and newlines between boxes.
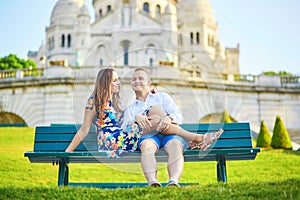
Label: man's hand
xmin=135 ymin=114 xmax=152 ymax=133
xmin=156 ymin=115 xmax=171 ymax=133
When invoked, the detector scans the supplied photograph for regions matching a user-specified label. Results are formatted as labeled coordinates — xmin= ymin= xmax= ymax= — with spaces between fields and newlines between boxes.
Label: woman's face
xmin=110 ymin=71 xmax=120 ymax=94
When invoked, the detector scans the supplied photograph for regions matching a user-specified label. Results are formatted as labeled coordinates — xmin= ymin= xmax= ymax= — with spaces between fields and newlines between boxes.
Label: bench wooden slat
xmin=25 ymin=147 xmax=260 ymax=163
xmin=181 ymin=122 xmax=250 ymax=131
xmin=34 ymin=142 xmax=98 ymax=152
xmin=34 ymin=134 xmax=97 ymax=142
xmin=33 ymin=137 xmax=253 ymax=152
xmin=25 ymin=148 xmax=260 ymax=157
xmin=33 ymin=130 xmax=251 ymax=143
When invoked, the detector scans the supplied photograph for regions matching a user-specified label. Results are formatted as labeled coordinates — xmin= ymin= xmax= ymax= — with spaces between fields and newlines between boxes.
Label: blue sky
xmin=0 ymin=0 xmax=299 ymax=75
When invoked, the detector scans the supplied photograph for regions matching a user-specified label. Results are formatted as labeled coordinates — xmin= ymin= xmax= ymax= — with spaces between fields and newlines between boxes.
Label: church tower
xmin=177 ymin=0 xmax=239 ymax=75
xmin=46 ymin=0 xmax=85 ymax=66
xmin=75 ymin=5 xmax=91 ymax=66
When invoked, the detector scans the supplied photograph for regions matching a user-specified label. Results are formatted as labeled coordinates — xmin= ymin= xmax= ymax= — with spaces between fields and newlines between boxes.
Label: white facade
xmin=28 ymin=0 xmax=240 ymax=75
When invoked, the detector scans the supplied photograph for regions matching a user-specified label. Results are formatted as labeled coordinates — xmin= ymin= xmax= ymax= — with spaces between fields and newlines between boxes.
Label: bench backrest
xmin=33 ymin=122 xmax=253 ymax=152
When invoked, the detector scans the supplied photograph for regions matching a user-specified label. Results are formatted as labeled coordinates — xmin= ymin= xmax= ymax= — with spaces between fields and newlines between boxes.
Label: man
xmin=123 ymin=67 xmax=188 ymax=187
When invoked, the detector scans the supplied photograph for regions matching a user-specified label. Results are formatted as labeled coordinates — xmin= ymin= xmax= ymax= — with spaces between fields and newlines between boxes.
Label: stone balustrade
xmin=0 ymin=67 xmax=299 ymax=89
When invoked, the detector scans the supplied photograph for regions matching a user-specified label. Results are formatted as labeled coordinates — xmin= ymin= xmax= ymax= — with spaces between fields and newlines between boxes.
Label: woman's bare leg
xmin=148 ymin=106 xmax=223 ymax=147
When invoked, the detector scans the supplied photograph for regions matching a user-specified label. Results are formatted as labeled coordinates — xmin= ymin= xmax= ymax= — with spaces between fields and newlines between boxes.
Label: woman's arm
xmin=65 ymin=109 xmax=95 ymax=152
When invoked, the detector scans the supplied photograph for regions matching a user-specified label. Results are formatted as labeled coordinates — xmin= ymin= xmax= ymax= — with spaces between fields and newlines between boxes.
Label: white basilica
xmin=28 ymin=0 xmax=240 ymax=75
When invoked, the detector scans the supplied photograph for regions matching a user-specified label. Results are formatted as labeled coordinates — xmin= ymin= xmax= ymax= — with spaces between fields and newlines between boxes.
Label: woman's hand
xmin=135 ymin=114 xmax=152 ymax=133
xmin=156 ymin=115 xmax=171 ymax=133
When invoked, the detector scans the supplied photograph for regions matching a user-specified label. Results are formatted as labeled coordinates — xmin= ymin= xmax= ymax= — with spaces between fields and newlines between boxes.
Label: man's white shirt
xmin=122 ymin=92 xmax=182 ymax=130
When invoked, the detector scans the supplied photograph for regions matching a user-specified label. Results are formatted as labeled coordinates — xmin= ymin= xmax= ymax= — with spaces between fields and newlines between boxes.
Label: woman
xmin=65 ymin=68 xmax=223 ymax=157
xmin=65 ymin=68 xmax=138 ymax=158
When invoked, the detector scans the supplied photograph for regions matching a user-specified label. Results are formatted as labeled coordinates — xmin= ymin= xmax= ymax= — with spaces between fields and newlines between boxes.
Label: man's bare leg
xmin=164 ymin=139 xmax=184 ymax=186
xmin=139 ymin=139 xmax=160 ymax=185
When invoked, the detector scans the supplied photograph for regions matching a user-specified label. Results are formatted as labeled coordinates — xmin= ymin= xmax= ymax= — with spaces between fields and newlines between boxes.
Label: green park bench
xmin=24 ymin=122 xmax=260 ymax=188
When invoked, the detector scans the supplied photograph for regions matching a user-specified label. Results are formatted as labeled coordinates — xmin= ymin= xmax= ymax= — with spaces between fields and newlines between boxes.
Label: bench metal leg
xmin=58 ymin=160 xmax=69 ymax=186
xmin=217 ymin=155 xmax=227 ymax=183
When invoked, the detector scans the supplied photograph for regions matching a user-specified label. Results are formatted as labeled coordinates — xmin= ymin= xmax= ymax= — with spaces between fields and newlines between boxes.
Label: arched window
xmin=149 ymin=58 xmax=153 ymax=67
xmin=99 ymin=9 xmax=103 ymax=17
xmin=48 ymin=38 xmax=51 ymax=50
xmin=208 ymin=34 xmax=211 ymax=46
xmin=143 ymin=2 xmax=149 ymax=13
xmin=61 ymin=34 xmax=65 ymax=47
xmin=51 ymin=36 xmax=55 ymax=49
xmin=156 ymin=5 xmax=161 ymax=16
xmin=145 ymin=44 xmax=155 ymax=54
xmin=211 ymin=36 xmax=215 ymax=47
xmin=67 ymin=34 xmax=71 ymax=48
xmin=123 ymin=43 xmax=129 ymax=65
xmin=178 ymin=34 xmax=183 ymax=46
xmin=190 ymin=32 xmax=194 ymax=45
xmin=98 ymin=45 xmax=105 ymax=66
xmin=196 ymin=32 xmax=200 ymax=44
xmin=145 ymin=44 xmax=156 ymax=66
xmin=107 ymin=5 xmax=111 ymax=12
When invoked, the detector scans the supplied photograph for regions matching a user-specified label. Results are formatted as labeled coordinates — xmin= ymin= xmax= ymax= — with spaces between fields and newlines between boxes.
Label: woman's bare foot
xmin=189 ymin=129 xmax=224 ymax=150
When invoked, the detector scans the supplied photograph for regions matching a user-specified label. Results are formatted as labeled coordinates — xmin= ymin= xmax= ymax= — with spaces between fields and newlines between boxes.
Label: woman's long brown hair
xmin=92 ymin=68 xmax=122 ymax=122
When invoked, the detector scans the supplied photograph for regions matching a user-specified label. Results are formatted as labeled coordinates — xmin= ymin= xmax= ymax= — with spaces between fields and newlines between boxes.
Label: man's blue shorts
xmin=137 ymin=133 xmax=189 ymax=150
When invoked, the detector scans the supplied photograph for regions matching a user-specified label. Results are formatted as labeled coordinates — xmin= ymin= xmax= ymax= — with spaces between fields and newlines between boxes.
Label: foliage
xmin=271 ymin=116 xmax=293 ymax=149
xmin=261 ymin=71 xmax=293 ymax=76
xmin=220 ymin=110 xmax=232 ymax=123
xmin=0 ymin=54 xmax=36 ymax=70
xmin=256 ymin=120 xmax=272 ymax=148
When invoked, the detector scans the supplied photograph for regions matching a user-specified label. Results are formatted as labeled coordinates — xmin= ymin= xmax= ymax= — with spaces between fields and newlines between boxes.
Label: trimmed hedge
xmin=256 ymin=120 xmax=271 ymax=148
xmin=271 ymin=116 xmax=292 ymax=149
xmin=220 ymin=110 xmax=232 ymax=123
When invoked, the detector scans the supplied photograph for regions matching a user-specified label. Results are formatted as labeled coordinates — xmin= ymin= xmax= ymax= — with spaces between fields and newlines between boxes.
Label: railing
xmin=22 ymin=68 xmax=44 ymax=77
xmin=281 ymin=76 xmax=300 ymax=85
xmin=0 ymin=70 xmax=17 ymax=79
xmin=0 ymin=67 xmax=299 ymax=88
xmin=0 ymin=68 xmax=44 ymax=79
xmin=234 ymin=74 xmax=255 ymax=82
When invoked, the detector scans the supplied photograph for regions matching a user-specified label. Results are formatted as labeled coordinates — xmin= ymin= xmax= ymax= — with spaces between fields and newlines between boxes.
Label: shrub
xmin=271 ymin=116 xmax=292 ymax=149
xmin=220 ymin=110 xmax=232 ymax=123
xmin=256 ymin=120 xmax=271 ymax=148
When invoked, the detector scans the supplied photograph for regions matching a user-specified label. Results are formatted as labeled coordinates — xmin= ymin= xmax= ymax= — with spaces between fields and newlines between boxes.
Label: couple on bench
xmin=65 ymin=67 xmax=223 ymax=187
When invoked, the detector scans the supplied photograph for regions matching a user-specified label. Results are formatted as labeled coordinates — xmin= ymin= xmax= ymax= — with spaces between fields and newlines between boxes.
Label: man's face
xmin=131 ymin=70 xmax=151 ymax=92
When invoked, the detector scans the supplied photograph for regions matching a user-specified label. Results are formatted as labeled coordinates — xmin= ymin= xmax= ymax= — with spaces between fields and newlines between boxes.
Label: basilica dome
xmin=177 ymin=0 xmax=216 ymax=25
xmin=50 ymin=0 xmax=84 ymax=25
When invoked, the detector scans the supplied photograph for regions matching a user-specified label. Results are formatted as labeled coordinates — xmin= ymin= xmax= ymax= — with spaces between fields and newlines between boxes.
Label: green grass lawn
xmin=0 ymin=127 xmax=299 ymax=199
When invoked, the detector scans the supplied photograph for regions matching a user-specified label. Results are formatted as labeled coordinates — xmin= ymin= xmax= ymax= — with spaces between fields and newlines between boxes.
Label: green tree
xmin=271 ymin=116 xmax=293 ymax=149
xmin=256 ymin=120 xmax=272 ymax=148
xmin=0 ymin=54 xmax=36 ymax=70
xmin=220 ymin=110 xmax=232 ymax=123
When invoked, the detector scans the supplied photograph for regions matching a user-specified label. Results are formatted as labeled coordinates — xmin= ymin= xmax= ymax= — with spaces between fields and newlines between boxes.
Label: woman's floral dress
xmin=86 ymin=97 xmax=142 ymax=158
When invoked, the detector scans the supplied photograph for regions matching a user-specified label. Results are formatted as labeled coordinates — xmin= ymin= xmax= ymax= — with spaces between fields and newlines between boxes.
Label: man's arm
xmin=160 ymin=93 xmax=183 ymax=124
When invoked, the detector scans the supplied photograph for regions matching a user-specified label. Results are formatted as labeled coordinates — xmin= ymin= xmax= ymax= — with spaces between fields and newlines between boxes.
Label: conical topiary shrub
xmin=256 ymin=120 xmax=272 ymax=148
xmin=271 ymin=116 xmax=293 ymax=149
xmin=220 ymin=110 xmax=232 ymax=123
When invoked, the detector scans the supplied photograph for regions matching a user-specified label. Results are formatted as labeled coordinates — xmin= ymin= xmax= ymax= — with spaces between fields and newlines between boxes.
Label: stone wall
xmin=0 ymin=66 xmax=300 ymax=133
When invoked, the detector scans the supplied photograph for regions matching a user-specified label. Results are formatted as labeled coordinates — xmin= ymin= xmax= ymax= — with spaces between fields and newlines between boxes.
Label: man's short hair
xmin=133 ymin=67 xmax=151 ymax=81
